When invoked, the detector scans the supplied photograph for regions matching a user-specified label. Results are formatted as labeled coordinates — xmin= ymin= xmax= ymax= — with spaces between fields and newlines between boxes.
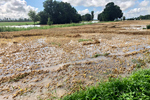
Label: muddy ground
xmin=0 ymin=20 xmax=150 ymax=100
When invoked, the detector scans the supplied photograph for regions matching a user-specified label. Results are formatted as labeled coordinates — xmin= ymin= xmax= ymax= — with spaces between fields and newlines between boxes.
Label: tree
xmin=47 ymin=17 xmax=53 ymax=25
xmin=98 ymin=2 xmax=123 ymax=21
xmin=91 ymin=11 xmax=94 ymax=20
xmin=38 ymin=11 xmax=48 ymax=24
xmin=43 ymin=0 xmax=82 ymax=24
xmin=82 ymin=14 xmax=92 ymax=21
xmin=28 ymin=10 xmax=39 ymax=25
xmin=123 ymin=16 xmax=126 ymax=20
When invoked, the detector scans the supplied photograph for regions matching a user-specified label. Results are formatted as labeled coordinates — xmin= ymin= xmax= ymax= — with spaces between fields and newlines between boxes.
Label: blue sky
xmin=0 ymin=0 xmax=150 ymax=19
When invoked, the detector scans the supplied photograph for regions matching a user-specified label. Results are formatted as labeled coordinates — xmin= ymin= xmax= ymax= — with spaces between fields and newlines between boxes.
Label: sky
xmin=0 ymin=0 xmax=150 ymax=19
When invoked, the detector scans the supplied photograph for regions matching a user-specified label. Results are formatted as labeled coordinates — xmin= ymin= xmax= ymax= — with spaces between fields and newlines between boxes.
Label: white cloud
xmin=139 ymin=0 xmax=149 ymax=7
xmin=125 ymin=7 xmax=150 ymax=18
xmin=94 ymin=11 xmax=101 ymax=19
xmin=62 ymin=0 xmax=136 ymax=11
xmin=78 ymin=9 xmax=90 ymax=15
xmin=78 ymin=9 xmax=101 ymax=19
xmin=70 ymin=0 xmax=150 ymax=18
xmin=0 ymin=0 xmax=38 ymax=19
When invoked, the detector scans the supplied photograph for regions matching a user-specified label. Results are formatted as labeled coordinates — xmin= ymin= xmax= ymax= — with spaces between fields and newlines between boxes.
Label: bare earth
xmin=0 ymin=20 xmax=150 ymax=100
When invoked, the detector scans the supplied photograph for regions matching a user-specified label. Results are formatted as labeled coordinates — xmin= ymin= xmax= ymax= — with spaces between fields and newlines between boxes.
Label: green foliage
xmin=123 ymin=16 xmax=126 ymax=20
xmin=43 ymin=0 xmax=82 ymax=24
xmin=9 ymin=73 xmax=29 ymax=82
xmin=78 ymin=39 xmax=92 ymax=42
xmin=62 ymin=69 xmax=150 ymax=100
xmin=93 ymin=53 xmax=110 ymax=58
xmin=98 ymin=2 xmax=123 ymax=21
xmin=82 ymin=14 xmax=92 ymax=21
xmin=91 ymin=11 xmax=94 ymax=20
xmin=47 ymin=17 xmax=53 ymax=26
xmin=147 ymin=25 xmax=150 ymax=29
xmin=51 ymin=42 xmax=61 ymax=46
xmin=28 ymin=10 xmax=39 ymax=25
xmin=38 ymin=11 xmax=48 ymax=24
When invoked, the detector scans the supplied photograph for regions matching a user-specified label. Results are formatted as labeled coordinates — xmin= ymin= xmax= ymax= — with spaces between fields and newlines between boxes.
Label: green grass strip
xmin=0 ymin=22 xmax=93 ymax=32
xmin=62 ymin=69 xmax=150 ymax=100
xmin=78 ymin=39 xmax=92 ymax=42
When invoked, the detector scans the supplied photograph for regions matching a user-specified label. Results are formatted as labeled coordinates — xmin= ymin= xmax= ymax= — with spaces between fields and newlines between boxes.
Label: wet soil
xmin=0 ymin=20 xmax=150 ymax=100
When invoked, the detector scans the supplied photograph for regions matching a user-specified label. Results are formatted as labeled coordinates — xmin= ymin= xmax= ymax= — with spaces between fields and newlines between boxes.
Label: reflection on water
xmin=82 ymin=21 xmax=99 ymax=24
xmin=4 ymin=25 xmax=41 ymax=28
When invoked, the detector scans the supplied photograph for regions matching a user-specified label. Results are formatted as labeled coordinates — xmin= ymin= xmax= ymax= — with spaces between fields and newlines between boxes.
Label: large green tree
xmin=42 ymin=0 xmax=81 ymax=24
xmin=82 ymin=14 xmax=92 ymax=21
xmin=38 ymin=11 xmax=48 ymax=24
xmin=28 ymin=10 xmax=39 ymax=25
xmin=98 ymin=2 xmax=123 ymax=21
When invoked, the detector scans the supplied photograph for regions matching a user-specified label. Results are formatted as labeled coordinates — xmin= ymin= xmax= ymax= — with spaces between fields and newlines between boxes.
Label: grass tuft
xmin=132 ymin=58 xmax=146 ymax=68
xmin=93 ymin=53 xmax=110 ymax=58
xmin=78 ymin=39 xmax=92 ymax=42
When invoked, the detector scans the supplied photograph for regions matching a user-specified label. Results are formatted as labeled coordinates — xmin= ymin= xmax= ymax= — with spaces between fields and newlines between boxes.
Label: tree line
xmin=128 ymin=15 xmax=150 ymax=20
xmin=0 ymin=18 xmax=31 ymax=22
xmin=28 ymin=0 xmax=124 ymax=25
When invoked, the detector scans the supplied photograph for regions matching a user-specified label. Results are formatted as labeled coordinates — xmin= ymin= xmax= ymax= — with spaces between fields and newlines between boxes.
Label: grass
xmin=78 ymin=39 xmax=92 ymax=42
xmin=62 ymin=69 xmax=150 ymax=100
xmin=9 ymin=73 xmax=29 ymax=82
xmin=51 ymin=42 xmax=61 ymax=47
xmin=0 ymin=22 xmax=93 ymax=32
xmin=0 ymin=22 xmax=39 ymax=26
xmin=93 ymin=53 xmax=110 ymax=58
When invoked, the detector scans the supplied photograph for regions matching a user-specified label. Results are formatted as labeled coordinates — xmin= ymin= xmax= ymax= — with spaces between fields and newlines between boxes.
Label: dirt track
xmin=0 ymin=20 xmax=150 ymax=100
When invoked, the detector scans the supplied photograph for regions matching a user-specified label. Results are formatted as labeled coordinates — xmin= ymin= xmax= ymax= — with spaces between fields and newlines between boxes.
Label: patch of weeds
xmin=51 ymin=42 xmax=61 ymax=46
xmin=132 ymin=58 xmax=146 ymax=68
xmin=78 ymin=39 xmax=92 ymax=42
xmin=93 ymin=54 xmax=102 ymax=58
xmin=93 ymin=53 xmax=110 ymax=58
xmin=144 ymin=52 xmax=150 ymax=63
xmin=103 ymin=53 xmax=110 ymax=56
xmin=9 ymin=73 xmax=29 ymax=82
xmin=37 ymin=96 xmax=43 ymax=100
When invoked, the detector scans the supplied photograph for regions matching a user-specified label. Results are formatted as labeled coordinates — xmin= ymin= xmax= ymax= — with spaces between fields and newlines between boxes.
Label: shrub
xmin=146 ymin=25 xmax=150 ymax=29
xmin=47 ymin=17 xmax=53 ymax=26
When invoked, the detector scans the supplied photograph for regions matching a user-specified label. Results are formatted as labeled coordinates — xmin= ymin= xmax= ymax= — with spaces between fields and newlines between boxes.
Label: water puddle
xmin=82 ymin=21 xmax=99 ymax=24
xmin=123 ymin=25 xmax=146 ymax=30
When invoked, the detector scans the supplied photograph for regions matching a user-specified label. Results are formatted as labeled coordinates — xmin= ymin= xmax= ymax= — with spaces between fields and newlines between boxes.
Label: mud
xmin=0 ymin=20 xmax=150 ymax=100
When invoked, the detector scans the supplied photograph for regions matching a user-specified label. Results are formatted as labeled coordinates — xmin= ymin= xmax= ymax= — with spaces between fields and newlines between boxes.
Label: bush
xmin=47 ymin=17 xmax=53 ymax=26
xmin=147 ymin=25 xmax=150 ymax=29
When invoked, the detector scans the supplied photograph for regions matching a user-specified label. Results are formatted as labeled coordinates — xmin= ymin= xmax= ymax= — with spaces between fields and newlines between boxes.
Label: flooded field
xmin=0 ymin=20 xmax=150 ymax=100
xmin=3 ymin=25 xmax=41 ymax=28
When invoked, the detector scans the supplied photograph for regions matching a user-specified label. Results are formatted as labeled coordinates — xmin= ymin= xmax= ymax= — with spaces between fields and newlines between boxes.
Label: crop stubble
xmin=0 ymin=20 xmax=150 ymax=100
